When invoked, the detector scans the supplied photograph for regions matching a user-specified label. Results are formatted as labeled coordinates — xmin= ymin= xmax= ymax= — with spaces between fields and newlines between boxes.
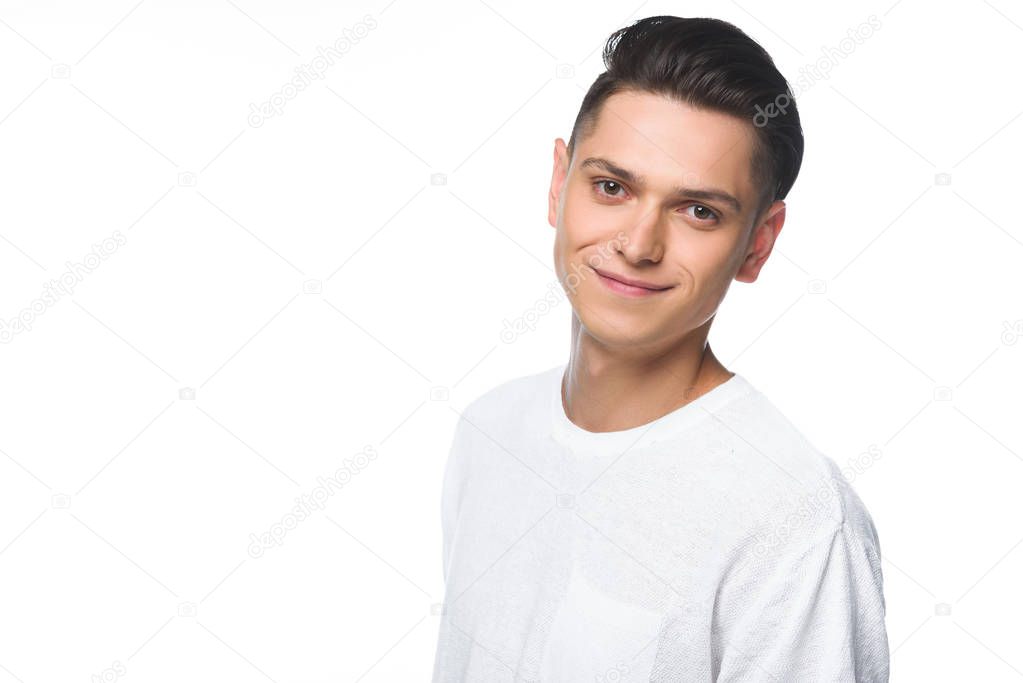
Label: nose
xmin=618 ymin=206 xmax=666 ymax=264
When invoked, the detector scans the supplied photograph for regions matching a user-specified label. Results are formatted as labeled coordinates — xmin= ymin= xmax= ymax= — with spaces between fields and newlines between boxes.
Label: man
xmin=433 ymin=15 xmax=889 ymax=682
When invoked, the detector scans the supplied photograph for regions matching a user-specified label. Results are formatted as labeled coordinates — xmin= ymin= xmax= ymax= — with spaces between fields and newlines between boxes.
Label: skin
xmin=547 ymin=89 xmax=787 ymax=433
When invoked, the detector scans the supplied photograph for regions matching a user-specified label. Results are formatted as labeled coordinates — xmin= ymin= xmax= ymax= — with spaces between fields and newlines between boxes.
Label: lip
xmin=592 ymin=267 xmax=674 ymax=298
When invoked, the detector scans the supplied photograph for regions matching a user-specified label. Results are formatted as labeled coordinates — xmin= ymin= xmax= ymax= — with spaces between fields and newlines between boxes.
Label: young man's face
xmin=548 ymin=89 xmax=786 ymax=353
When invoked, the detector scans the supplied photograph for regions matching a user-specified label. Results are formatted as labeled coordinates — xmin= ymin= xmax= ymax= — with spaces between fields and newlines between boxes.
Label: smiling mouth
xmin=591 ymin=267 xmax=674 ymax=298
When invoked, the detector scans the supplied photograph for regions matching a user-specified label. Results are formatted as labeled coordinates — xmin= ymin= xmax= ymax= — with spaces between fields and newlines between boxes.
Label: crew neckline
xmin=548 ymin=362 xmax=756 ymax=457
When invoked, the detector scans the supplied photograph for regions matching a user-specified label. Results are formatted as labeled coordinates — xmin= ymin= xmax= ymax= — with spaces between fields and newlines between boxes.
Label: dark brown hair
xmin=568 ymin=16 xmax=804 ymax=218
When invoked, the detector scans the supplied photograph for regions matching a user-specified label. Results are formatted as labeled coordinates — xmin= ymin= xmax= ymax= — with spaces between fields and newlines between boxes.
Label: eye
xmin=683 ymin=204 xmax=719 ymax=223
xmin=593 ymin=179 xmax=628 ymax=199
xmin=592 ymin=180 xmax=721 ymax=225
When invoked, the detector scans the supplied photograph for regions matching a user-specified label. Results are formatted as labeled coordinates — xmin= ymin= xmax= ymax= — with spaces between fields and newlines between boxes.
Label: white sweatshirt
xmin=432 ymin=362 xmax=889 ymax=682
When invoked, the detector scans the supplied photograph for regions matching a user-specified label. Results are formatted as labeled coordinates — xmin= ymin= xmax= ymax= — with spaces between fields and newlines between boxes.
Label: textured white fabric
xmin=432 ymin=362 xmax=889 ymax=682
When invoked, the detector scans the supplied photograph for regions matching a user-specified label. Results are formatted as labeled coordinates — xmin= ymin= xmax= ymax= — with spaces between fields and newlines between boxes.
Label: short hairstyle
xmin=567 ymin=16 xmax=804 ymax=219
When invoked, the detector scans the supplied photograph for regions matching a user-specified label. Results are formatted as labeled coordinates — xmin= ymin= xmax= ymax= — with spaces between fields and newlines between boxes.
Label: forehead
xmin=577 ymin=90 xmax=756 ymax=203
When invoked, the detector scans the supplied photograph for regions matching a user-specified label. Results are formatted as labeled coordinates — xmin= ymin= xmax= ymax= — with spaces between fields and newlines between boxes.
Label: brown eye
xmin=594 ymin=180 xmax=625 ymax=197
xmin=684 ymin=204 xmax=719 ymax=223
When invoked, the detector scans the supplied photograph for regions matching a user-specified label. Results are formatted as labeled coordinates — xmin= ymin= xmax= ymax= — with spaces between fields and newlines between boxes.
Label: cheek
xmin=668 ymin=237 xmax=736 ymax=289
xmin=562 ymin=189 xmax=614 ymax=243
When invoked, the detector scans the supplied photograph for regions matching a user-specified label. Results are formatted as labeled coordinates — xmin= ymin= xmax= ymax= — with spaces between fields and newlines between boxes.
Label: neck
xmin=562 ymin=315 xmax=733 ymax=433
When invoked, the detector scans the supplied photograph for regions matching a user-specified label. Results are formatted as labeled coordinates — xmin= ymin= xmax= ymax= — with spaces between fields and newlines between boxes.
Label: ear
xmin=548 ymin=138 xmax=570 ymax=229
xmin=735 ymin=200 xmax=786 ymax=283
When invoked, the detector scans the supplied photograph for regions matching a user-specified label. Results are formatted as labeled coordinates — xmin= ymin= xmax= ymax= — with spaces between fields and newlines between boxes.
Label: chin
xmin=575 ymin=306 xmax=666 ymax=347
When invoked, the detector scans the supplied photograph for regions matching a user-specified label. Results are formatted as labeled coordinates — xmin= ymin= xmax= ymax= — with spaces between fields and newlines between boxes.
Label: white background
xmin=0 ymin=0 xmax=1021 ymax=681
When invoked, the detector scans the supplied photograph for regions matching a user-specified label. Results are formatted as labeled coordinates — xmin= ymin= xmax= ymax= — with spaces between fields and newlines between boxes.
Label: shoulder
xmin=706 ymin=382 xmax=882 ymax=560
xmin=443 ymin=364 xmax=562 ymax=472
xmin=458 ymin=362 xmax=561 ymax=427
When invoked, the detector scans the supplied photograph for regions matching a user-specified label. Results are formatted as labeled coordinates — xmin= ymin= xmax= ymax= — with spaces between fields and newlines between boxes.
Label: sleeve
xmin=440 ymin=411 xmax=472 ymax=585
xmin=713 ymin=519 xmax=889 ymax=682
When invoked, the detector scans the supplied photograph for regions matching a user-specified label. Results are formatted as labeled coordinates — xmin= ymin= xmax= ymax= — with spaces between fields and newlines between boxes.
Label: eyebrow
xmin=579 ymin=156 xmax=743 ymax=214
